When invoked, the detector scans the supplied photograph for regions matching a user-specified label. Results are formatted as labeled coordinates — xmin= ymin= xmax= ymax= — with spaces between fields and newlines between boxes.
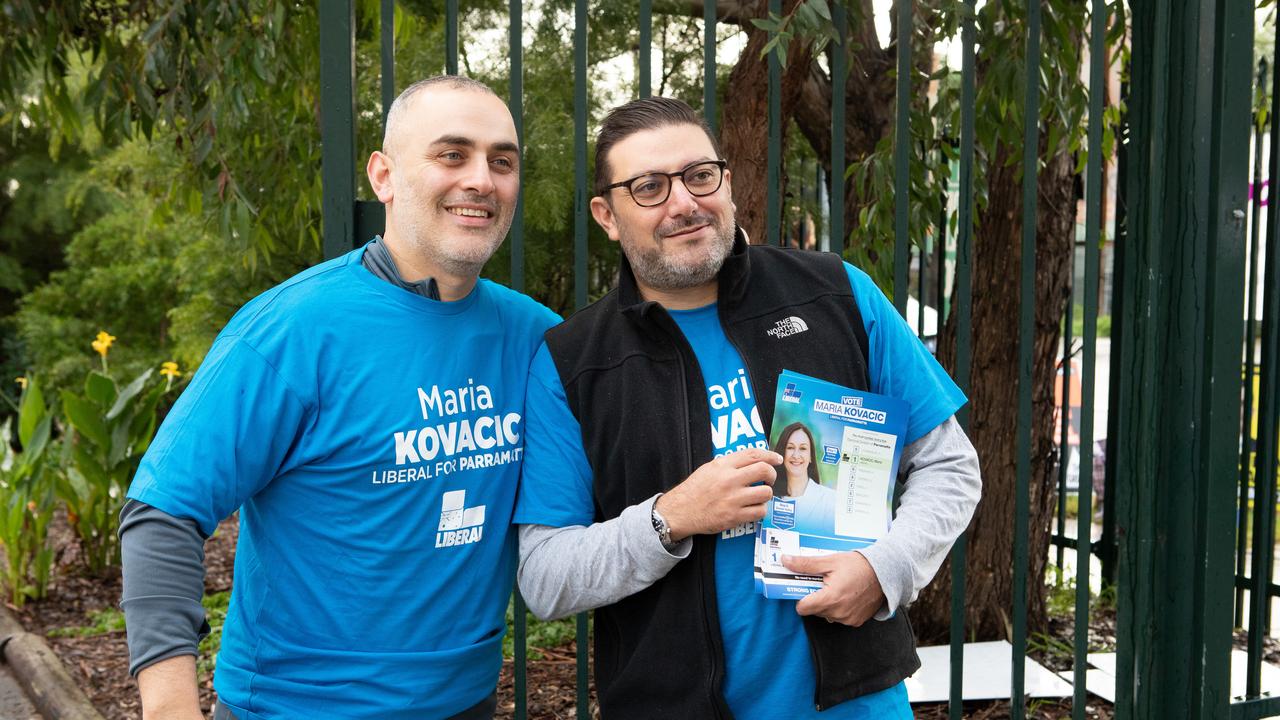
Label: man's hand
xmin=137 ymin=654 xmax=204 ymax=720
xmin=654 ymin=448 xmax=781 ymax=542
xmin=783 ymin=551 xmax=886 ymax=627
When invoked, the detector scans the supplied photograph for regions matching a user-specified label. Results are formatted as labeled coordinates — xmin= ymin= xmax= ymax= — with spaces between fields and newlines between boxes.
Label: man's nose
xmin=665 ymin=177 xmax=700 ymax=215
xmin=461 ymin=157 xmax=496 ymax=195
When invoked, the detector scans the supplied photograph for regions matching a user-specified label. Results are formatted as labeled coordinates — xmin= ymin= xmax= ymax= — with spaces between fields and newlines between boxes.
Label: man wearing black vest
xmin=514 ymin=97 xmax=981 ymax=719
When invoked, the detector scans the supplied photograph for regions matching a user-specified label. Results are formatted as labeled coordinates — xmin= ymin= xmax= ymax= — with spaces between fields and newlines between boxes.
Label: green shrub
xmin=0 ymin=376 xmax=57 ymax=606
xmin=56 ymin=337 xmax=174 ymax=573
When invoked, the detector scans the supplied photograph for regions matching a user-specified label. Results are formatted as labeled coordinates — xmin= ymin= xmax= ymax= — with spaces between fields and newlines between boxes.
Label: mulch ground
xmin=11 ymin=511 xmax=1125 ymax=719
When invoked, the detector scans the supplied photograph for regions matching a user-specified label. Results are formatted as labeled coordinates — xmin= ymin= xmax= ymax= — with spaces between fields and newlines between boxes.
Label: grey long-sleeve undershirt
xmin=517 ymin=415 xmax=980 ymax=621
xmin=118 ymin=237 xmax=435 ymax=677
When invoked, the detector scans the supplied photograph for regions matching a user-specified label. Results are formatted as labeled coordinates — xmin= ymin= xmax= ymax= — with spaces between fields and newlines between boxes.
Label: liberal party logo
xmin=766 ymin=315 xmax=809 ymax=339
xmin=436 ymin=489 xmax=485 ymax=548
xmin=781 ymin=382 xmax=803 ymax=404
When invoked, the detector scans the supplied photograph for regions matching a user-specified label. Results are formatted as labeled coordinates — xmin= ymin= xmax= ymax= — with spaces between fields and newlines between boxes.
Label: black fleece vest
xmin=544 ymin=233 xmax=920 ymax=718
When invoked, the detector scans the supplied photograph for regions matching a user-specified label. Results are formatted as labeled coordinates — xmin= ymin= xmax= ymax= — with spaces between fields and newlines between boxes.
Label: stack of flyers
xmin=754 ymin=370 xmax=909 ymax=600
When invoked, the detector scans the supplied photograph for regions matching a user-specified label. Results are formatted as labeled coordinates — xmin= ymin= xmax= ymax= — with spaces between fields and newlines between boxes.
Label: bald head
xmin=382 ymin=75 xmax=503 ymax=158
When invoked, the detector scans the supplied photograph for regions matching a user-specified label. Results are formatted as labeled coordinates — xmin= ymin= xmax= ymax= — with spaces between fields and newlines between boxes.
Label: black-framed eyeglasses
xmin=600 ymin=160 xmax=728 ymax=207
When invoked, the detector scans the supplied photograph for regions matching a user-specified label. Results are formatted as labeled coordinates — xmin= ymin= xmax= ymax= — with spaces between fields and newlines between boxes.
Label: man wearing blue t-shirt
xmin=515 ymin=97 xmax=981 ymax=719
xmin=120 ymin=76 xmax=559 ymax=720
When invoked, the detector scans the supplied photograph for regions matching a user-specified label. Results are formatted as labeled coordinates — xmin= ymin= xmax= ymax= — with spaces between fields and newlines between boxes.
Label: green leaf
xmin=107 ymin=368 xmax=155 ymax=422
xmin=19 ymin=416 xmax=51 ymax=468
xmin=810 ymin=0 xmax=832 ymax=21
xmin=17 ymin=378 xmax=45 ymax=449
xmin=85 ymin=372 xmax=117 ymax=408
xmin=62 ymin=392 xmax=111 ymax=451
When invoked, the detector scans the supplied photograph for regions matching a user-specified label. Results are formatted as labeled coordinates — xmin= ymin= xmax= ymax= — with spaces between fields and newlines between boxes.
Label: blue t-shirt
xmin=515 ymin=262 xmax=964 ymax=719
xmin=129 ymin=246 xmax=559 ymax=720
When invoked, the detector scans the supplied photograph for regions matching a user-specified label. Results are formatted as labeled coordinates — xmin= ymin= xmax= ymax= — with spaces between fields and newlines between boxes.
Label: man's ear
xmin=367 ymin=151 xmax=395 ymax=203
xmin=590 ymin=196 xmax=621 ymax=242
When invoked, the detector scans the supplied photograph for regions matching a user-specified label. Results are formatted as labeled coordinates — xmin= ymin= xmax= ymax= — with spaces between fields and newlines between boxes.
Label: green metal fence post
xmin=893 ymin=0 xmax=911 ymax=316
xmin=509 ymin=2 xmax=528 ymax=713
xmin=1235 ymin=58 xmax=1266 ymax=632
xmin=1244 ymin=24 xmax=1280 ymax=712
xmin=1117 ymin=2 xmax=1251 ymax=717
xmin=829 ymin=5 xmax=846 ymax=256
xmin=573 ymin=2 xmax=590 ymax=715
xmin=1010 ymin=1 xmax=1041 ymax=715
xmin=948 ymin=3 xmax=977 ymax=717
xmin=704 ymin=0 xmax=717 ymax=133
xmin=380 ymin=0 xmax=394 ymax=128
xmin=766 ymin=0 xmax=781 ymax=246
xmin=445 ymin=0 xmax=458 ymax=75
xmin=1072 ymin=2 xmax=1106 ymax=716
xmin=509 ymin=0 xmax=525 ymax=293
xmin=319 ymin=0 xmax=357 ymax=260
xmin=639 ymin=0 xmax=651 ymax=99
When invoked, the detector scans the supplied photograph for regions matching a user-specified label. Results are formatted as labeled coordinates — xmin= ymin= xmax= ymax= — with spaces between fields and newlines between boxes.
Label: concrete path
xmin=0 ymin=662 xmax=41 ymax=719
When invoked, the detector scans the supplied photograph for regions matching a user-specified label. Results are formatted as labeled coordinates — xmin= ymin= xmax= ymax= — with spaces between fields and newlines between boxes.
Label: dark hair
xmin=593 ymin=97 xmax=723 ymax=198
xmin=771 ymin=422 xmax=820 ymax=498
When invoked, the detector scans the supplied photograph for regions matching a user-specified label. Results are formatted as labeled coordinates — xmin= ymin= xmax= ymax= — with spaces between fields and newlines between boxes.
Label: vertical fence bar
xmin=573 ymin=2 xmax=590 ymax=714
xmin=830 ymin=5 xmax=847 ymax=255
xmin=949 ymin=3 xmax=977 ymax=717
xmin=573 ymin=0 xmax=587 ymax=311
xmin=380 ymin=0 xmax=394 ymax=129
xmin=1119 ymin=2 xmax=1249 ymax=716
xmin=916 ymin=241 xmax=926 ymax=338
xmin=508 ymin=0 xmax=528 ymax=707
xmin=509 ymin=0 xmax=525 ymax=293
xmin=893 ymin=0 xmax=911 ymax=315
xmin=319 ymin=0 xmax=356 ymax=260
xmin=1196 ymin=1 xmax=1251 ymax=714
xmin=1247 ymin=32 xmax=1280 ymax=702
xmin=766 ymin=0 xmax=781 ymax=246
xmin=704 ymin=0 xmax=717 ymax=133
xmin=1072 ymin=1 xmax=1105 ymax=715
xmin=1011 ymin=1 xmax=1042 ymax=716
xmin=445 ymin=0 xmax=458 ymax=75
xmin=1100 ymin=75 xmax=1127 ymax=587
xmin=1057 ymin=288 xmax=1073 ymax=570
xmin=1237 ymin=59 xmax=1266 ymax=630
xmin=639 ymin=0 xmax=651 ymax=98
xmin=935 ymin=180 xmax=946 ymax=327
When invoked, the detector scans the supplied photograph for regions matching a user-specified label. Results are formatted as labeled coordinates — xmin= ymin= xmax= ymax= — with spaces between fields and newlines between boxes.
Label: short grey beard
xmin=624 ymin=224 xmax=734 ymax=292
xmin=401 ymin=217 xmax=505 ymax=280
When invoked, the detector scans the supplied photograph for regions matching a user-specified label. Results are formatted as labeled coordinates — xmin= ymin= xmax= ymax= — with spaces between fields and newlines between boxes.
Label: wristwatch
xmin=651 ymin=498 xmax=674 ymax=548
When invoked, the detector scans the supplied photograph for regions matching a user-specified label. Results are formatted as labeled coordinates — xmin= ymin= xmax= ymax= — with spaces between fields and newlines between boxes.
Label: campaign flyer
xmin=757 ymin=370 xmax=909 ymax=600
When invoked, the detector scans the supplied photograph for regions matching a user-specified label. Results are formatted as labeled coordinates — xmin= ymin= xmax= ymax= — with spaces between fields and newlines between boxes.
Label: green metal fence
xmin=315 ymin=1 xmax=1279 ymax=717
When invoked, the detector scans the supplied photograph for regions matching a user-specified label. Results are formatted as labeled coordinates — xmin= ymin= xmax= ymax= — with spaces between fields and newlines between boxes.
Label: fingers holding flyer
xmin=784 ymin=551 xmax=886 ymax=627
xmin=656 ymin=448 xmax=781 ymax=542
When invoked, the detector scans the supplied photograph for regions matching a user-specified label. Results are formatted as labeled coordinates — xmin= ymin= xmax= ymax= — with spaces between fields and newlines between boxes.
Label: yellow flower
xmin=14 ymin=377 xmax=26 ymax=389
xmin=161 ymin=361 xmax=182 ymax=391
xmin=91 ymin=331 xmax=116 ymax=358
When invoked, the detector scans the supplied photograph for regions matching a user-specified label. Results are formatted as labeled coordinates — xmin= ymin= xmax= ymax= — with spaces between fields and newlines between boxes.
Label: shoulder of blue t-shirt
xmin=220 ymin=247 xmax=559 ymax=345
xmin=841 ymin=260 xmax=965 ymax=443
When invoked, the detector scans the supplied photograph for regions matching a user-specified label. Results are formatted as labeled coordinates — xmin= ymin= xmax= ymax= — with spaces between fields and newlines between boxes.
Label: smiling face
xmin=369 ymin=85 xmax=519 ymax=282
xmin=589 ymin=123 xmax=735 ymax=298
xmin=784 ymin=427 xmax=813 ymax=483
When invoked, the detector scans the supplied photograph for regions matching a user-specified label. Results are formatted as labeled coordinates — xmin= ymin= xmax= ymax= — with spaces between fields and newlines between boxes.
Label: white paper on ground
xmin=1063 ymin=650 xmax=1280 ymax=705
xmin=905 ymin=640 xmax=1073 ymax=703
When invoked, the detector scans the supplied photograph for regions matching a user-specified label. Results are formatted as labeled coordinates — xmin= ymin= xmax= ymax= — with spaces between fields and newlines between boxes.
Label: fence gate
xmin=315 ymin=1 xmax=1278 ymax=718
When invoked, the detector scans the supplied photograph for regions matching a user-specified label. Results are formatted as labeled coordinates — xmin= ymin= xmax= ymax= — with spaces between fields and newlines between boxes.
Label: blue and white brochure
xmin=757 ymin=370 xmax=909 ymax=600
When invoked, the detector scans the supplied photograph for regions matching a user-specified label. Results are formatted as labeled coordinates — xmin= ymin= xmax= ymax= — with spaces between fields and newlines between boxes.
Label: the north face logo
xmin=767 ymin=316 xmax=809 ymax=339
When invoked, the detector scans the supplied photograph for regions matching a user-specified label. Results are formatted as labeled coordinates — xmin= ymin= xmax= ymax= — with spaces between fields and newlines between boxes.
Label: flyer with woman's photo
xmin=755 ymin=370 xmax=909 ymax=600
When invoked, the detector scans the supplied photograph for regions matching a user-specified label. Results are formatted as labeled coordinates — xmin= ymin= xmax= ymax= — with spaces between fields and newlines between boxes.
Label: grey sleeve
xmin=517 ymin=494 xmax=692 ymax=620
xmin=856 ymin=415 xmax=982 ymax=618
xmin=118 ymin=499 xmax=211 ymax=677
